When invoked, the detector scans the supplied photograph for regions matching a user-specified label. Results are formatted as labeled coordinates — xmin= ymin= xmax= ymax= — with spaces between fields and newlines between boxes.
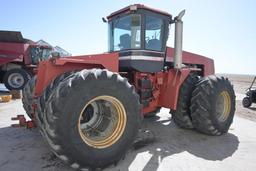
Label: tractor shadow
xmin=248 ymin=107 xmax=256 ymax=111
xmin=0 ymin=110 xmax=239 ymax=171
xmin=0 ymin=126 xmax=72 ymax=171
xmin=111 ymin=110 xmax=240 ymax=171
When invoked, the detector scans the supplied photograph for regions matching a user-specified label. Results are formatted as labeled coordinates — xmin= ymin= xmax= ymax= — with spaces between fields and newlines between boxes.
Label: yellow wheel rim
xmin=216 ymin=91 xmax=231 ymax=122
xmin=78 ymin=95 xmax=126 ymax=149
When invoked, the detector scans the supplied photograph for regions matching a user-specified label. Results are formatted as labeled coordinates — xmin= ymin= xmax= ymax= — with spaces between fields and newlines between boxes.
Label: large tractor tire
xmin=42 ymin=69 xmax=142 ymax=170
xmin=190 ymin=75 xmax=236 ymax=135
xmin=36 ymin=71 xmax=75 ymax=130
xmin=3 ymin=68 xmax=31 ymax=90
xmin=172 ymin=73 xmax=199 ymax=129
xmin=22 ymin=76 xmax=37 ymax=118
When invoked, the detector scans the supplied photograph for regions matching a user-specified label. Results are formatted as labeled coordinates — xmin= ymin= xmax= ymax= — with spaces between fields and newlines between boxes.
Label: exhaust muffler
xmin=173 ymin=10 xmax=186 ymax=69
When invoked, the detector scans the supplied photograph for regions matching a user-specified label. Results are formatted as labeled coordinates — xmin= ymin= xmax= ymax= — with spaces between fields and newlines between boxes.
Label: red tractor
xmin=22 ymin=4 xmax=236 ymax=170
xmin=0 ymin=31 xmax=52 ymax=90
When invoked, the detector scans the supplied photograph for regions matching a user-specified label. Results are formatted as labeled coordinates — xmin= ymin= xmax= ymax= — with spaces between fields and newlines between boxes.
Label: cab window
xmin=145 ymin=16 xmax=164 ymax=51
xmin=109 ymin=15 xmax=141 ymax=51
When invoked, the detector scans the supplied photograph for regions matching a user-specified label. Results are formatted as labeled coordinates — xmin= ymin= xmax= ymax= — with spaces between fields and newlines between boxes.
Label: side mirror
xmin=102 ymin=17 xmax=107 ymax=23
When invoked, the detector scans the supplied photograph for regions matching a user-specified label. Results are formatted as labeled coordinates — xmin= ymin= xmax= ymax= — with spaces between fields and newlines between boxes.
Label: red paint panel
xmin=34 ymin=52 xmax=119 ymax=97
xmin=166 ymin=47 xmax=215 ymax=76
xmin=158 ymin=69 xmax=190 ymax=110
xmin=0 ymin=42 xmax=29 ymax=65
xmin=133 ymin=69 xmax=190 ymax=115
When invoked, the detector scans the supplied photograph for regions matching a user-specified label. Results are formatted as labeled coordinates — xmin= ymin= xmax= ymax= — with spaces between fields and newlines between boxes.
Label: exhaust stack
xmin=174 ymin=10 xmax=185 ymax=69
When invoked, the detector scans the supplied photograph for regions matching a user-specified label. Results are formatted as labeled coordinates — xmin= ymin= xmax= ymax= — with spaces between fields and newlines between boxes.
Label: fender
xmin=34 ymin=52 xmax=119 ymax=97
xmin=134 ymin=68 xmax=193 ymax=114
xmin=158 ymin=68 xmax=191 ymax=110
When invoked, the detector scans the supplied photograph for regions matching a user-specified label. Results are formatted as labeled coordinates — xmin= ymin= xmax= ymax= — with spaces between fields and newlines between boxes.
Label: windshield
xmin=109 ymin=14 xmax=141 ymax=51
xmin=145 ymin=15 xmax=164 ymax=51
xmin=30 ymin=47 xmax=52 ymax=65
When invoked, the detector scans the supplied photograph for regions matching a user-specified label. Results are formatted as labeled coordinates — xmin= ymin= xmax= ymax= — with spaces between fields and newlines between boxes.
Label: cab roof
xmin=107 ymin=4 xmax=172 ymax=20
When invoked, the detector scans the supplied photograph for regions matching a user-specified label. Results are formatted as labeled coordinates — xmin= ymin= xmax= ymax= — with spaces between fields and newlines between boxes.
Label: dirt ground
xmin=0 ymin=74 xmax=256 ymax=171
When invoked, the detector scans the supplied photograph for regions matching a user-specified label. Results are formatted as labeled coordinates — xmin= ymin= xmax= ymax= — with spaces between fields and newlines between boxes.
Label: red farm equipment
xmin=0 ymin=31 xmax=52 ymax=90
xmin=21 ymin=4 xmax=236 ymax=170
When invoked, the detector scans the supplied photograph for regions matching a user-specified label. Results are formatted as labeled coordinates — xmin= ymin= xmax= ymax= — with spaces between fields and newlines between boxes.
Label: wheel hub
xmin=8 ymin=73 xmax=24 ymax=88
xmin=216 ymin=91 xmax=231 ymax=122
xmin=78 ymin=96 xmax=127 ymax=149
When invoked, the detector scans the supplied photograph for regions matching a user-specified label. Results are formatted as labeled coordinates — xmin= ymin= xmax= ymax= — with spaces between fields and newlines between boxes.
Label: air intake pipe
xmin=173 ymin=10 xmax=185 ymax=69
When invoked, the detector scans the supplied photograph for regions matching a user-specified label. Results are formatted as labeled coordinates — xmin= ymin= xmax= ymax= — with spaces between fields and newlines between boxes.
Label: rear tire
xmin=22 ymin=76 xmax=37 ymax=118
xmin=36 ymin=71 xmax=75 ymax=130
xmin=242 ymin=96 xmax=251 ymax=108
xmin=42 ymin=69 xmax=142 ymax=170
xmin=3 ymin=68 xmax=31 ymax=90
xmin=172 ymin=73 xmax=199 ymax=129
xmin=190 ymin=75 xmax=236 ymax=135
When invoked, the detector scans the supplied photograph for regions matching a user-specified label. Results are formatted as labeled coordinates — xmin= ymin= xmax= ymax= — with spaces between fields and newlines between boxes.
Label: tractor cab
xmin=30 ymin=45 xmax=52 ymax=65
xmin=107 ymin=4 xmax=173 ymax=72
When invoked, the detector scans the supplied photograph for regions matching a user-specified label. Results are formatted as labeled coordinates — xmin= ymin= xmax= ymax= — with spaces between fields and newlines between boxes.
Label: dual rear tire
xmin=190 ymin=76 xmax=236 ymax=135
xmin=172 ymin=74 xmax=236 ymax=135
xmin=172 ymin=73 xmax=199 ymax=129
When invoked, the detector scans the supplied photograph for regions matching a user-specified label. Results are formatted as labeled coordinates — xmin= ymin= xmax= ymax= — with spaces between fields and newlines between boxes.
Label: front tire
xmin=242 ymin=96 xmax=251 ymax=108
xmin=43 ymin=69 xmax=142 ymax=170
xmin=190 ymin=75 xmax=236 ymax=135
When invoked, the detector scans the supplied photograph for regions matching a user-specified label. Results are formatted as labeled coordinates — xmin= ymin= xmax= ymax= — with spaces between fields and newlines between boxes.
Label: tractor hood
xmin=166 ymin=47 xmax=215 ymax=76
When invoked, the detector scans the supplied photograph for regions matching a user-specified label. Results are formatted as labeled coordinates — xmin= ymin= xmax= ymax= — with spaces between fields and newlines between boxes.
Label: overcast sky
xmin=1 ymin=0 xmax=255 ymax=75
